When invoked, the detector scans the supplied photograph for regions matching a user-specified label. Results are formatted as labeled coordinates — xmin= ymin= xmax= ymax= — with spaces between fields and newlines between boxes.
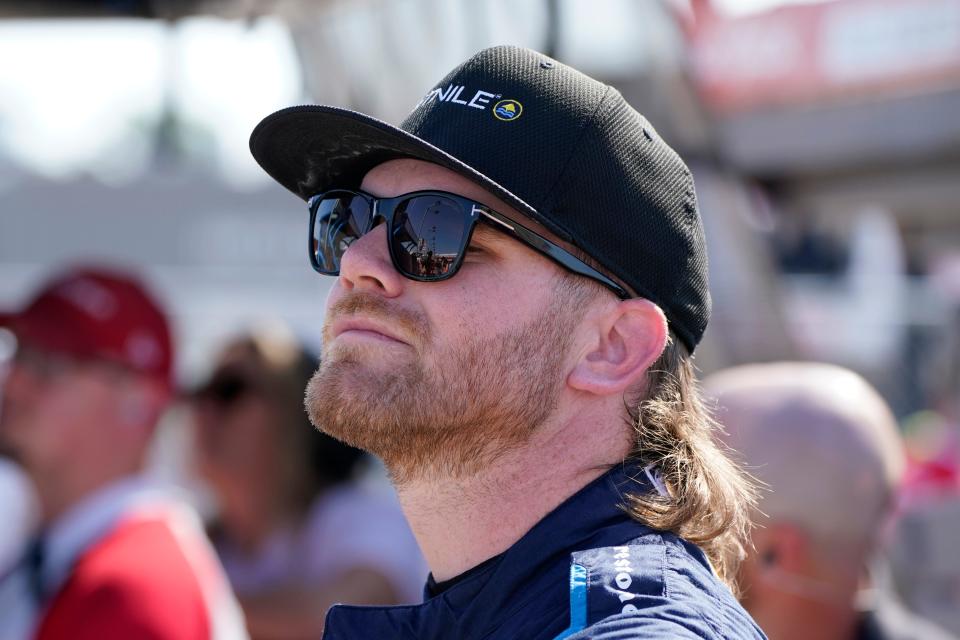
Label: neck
xmin=39 ymin=458 xmax=143 ymax=526
xmin=395 ymin=399 xmax=631 ymax=581
xmin=214 ymin=461 xmax=310 ymax=553
xmin=37 ymin=476 xmax=122 ymax=527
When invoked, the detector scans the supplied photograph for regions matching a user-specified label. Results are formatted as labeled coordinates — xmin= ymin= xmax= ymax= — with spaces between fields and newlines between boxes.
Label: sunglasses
xmin=192 ymin=371 xmax=255 ymax=407
xmin=307 ymin=189 xmax=629 ymax=297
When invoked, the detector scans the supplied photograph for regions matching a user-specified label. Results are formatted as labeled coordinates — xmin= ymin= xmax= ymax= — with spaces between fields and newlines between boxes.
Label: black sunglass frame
xmin=307 ymin=189 xmax=629 ymax=299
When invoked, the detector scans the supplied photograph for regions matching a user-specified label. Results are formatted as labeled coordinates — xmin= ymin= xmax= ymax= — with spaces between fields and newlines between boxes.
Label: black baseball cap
xmin=250 ymin=45 xmax=710 ymax=350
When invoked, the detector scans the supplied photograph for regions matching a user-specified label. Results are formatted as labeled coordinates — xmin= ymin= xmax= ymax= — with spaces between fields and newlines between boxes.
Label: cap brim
xmin=0 ymin=311 xmax=73 ymax=354
xmin=0 ymin=312 xmax=22 ymax=340
xmin=249 ymin=105 xmax=557 ymax=237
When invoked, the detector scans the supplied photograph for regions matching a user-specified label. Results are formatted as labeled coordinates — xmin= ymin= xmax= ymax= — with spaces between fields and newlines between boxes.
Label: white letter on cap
xmin=468 ymin=90 xmax=495 ymax=109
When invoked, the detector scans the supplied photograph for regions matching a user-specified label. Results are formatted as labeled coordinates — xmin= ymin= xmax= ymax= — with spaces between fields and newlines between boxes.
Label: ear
xmin=115 ymin=378 xmax=166 ymax=432
xmin=567 ymin=298 xmax=668 ymax=397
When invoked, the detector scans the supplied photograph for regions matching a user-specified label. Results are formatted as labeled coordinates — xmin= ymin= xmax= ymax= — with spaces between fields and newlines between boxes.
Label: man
xmin=0 ymin=454 xmax=38 ymax=634
xmin=704 ymin=362 xmax=956 ymax=640
xmin=0 ymin=445 xmax=37 ymax=578
xmin=0 ymin=266 xmax=247 ymax=640
xmin=250 ymin=45 xmax=764 ymax=638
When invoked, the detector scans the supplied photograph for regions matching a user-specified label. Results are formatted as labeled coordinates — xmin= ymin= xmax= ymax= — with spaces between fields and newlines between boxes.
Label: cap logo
xmin=414 ymin=85 xmax=524 ymax=123
xmin=493 ymin=100 xmax=522 ymax=121
xmin=416 ymin=84 xmax=498 ymax=110
xmin=57 ymin=279 xmax=117 ymax=320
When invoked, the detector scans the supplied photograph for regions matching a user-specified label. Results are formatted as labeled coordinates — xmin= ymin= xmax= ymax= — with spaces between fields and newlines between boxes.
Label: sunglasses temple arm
xmin=480 ymin=210 xmax=630 ymax=299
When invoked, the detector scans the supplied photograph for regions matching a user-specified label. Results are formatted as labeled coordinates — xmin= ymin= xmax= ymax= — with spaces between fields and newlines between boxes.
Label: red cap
xmin=0 ymin=266 xmax=173 ymax=390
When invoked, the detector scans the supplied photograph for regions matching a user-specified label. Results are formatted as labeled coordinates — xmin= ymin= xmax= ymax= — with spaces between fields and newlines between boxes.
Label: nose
xmin=337 ymin=223 xmax=406 ymax=297
xmin=0 ymin=359 xmax=40 ymax=423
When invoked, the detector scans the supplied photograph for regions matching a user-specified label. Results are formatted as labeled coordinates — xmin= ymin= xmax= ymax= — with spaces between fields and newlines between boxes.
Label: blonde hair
xmin=625 ymin=337 xmax=757 ymax=592
xmin=555 ymin=270 xmax=757 ymax=592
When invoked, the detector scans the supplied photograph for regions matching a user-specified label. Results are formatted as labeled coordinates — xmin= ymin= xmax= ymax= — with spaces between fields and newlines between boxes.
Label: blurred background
xmin=0 ymin=0 xmax=958 ymax=634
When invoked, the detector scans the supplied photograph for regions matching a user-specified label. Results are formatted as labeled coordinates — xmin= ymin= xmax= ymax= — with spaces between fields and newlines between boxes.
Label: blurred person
xmin=188 ymin=327 xmax=426 ymax=638
xmin=704 ymin=362 xmax=956 ymax=640
xmin=0 ymin=343 xmax=41 ymax=637
xmin=0 ymin=456 xmax=37 ymax=571
xmin=0 ymin=455 xmax=40 ymax=638
xmin=247 ymin=45 xmax=764 ymax=638
xmin=0 ymin=266 xmax=247 ymax=640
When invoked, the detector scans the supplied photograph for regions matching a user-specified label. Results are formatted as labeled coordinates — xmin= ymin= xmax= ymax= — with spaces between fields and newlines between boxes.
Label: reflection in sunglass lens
xmin=313 ymin=193 xmax=373 ymax=273
xmin=391 ymin=196 xmax=469 ymax=279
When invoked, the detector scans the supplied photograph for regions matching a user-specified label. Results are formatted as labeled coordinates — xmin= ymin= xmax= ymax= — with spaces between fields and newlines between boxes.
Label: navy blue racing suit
xmin=321 ymin=463 xmax=766 ymax=639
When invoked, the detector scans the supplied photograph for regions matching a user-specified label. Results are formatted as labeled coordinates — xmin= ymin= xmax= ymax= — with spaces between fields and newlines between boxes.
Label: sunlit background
xmin=1 ymin=0 xmax=959 ymax=633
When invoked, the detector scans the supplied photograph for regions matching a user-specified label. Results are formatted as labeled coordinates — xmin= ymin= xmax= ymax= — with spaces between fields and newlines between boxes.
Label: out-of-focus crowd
xmin=0 ymin=266 xmax=425 ymax=640
xmin=0 ymin=263 xmax=957 ymax=640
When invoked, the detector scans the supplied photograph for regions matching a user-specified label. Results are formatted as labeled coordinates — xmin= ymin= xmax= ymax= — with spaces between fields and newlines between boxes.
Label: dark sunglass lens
xmin=391 ymin=196 xmax=469 ymax=278
xmin=313 ymin=193 xmax=373 ymax=273
xmin=197 ymin=373 xmax=249 ymax=406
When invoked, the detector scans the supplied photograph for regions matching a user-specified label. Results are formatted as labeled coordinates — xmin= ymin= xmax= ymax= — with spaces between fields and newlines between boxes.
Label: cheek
xmin=202 ymin=404 xmax=275 ymax=470
xmin=19 ymin=384 xmax=113 ymax=464
xmin=192 ymin=410 xmax=226 ymax=462
xmin=325 ymin=279 xmax=343 ymax=311
xmin=421 ymin=285 xmax=502 ymax=350
xmin=436 ymin=272 xmax=555 ymax=336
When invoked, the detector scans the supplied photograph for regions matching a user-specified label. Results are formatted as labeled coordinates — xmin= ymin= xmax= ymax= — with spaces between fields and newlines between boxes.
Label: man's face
xmin=0 ymin=344 xmax=119 ymax=479
xmin=305 ymin=159 xmax=591 ymax=483
xmin=189 ymin=352 xmax=283 ymax=497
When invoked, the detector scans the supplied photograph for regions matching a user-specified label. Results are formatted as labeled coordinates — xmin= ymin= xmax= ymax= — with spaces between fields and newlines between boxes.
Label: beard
xmin=305 ymin=289 xmax=578 ymax=485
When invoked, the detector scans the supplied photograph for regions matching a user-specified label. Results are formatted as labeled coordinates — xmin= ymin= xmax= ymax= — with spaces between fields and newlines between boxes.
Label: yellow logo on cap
xmin=493 ymin=99 xmax=522 ymax=121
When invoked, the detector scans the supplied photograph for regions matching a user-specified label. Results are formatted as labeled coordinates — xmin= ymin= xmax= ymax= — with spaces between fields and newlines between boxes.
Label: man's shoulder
xmin=75 ymin=515 xmax=203 ymax=587
xmin=38 ymin=515 xmax=212 ymax=638
xmin=551 ymin=533 xmax=766 ymax=640
xmin=322 ymin=528 xmax=766 ymax=640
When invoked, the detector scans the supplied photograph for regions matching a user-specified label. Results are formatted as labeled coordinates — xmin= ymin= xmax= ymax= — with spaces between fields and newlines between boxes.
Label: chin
xmin=323 ymin=340 xmax=411 ymax=371
xmin=306 ymin=360 xmax=397 ymax=442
